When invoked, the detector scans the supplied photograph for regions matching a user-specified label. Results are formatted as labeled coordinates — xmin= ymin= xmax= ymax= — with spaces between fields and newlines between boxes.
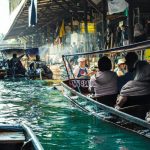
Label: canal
xmin=0 ymin=80 xmax=150 ymax=150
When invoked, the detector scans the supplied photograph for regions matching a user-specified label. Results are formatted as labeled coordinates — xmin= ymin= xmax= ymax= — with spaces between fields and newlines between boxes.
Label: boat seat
xmin=0 ymin=131 xmax=25 ymax=143
xmin=0 ymin=131 xmax=25 ymax=150
xmin=94 ymin=94 xmax=118 ymax=107
xmin=120 ymin=104 xmax=150 ymax=119
xmin=122 ymin=95 xmax=150 ymax=107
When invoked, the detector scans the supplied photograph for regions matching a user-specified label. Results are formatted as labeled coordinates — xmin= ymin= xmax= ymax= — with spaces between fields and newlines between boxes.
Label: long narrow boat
xmin=61 ymin=40 xmax=150 ymax=139
xmin=0 ymin=123 xmax=43 ymax=150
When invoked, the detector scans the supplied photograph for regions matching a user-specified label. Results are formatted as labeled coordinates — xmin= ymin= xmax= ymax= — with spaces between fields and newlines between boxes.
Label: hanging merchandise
xmin=29 ymin=0 xmax=37 ymax=26
xmin=107 ymin=0 xmax=128 ymax=15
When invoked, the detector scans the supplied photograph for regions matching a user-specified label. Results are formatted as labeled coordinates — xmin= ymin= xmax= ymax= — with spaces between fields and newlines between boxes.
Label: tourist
xmin=118 ymin=52 xmax=138 ymax=91
xmin=89 ymin=56 xmax=118 ymax=106
xmin=115 ymin=61 xmax=150 ymax=109
xmin=114 ymin=58 xmax=126 ymax=77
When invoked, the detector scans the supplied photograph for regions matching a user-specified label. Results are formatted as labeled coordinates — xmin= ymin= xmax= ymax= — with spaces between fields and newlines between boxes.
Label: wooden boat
xmin=62 ymin=79 xmax=150 ymax=139
xmin=27 ymin=61 xmax=53 ymax=80
xmin=61 ymin=40 xmax=150 ymax=139
xmin=0 ymin=123 xmax=43 ymax=150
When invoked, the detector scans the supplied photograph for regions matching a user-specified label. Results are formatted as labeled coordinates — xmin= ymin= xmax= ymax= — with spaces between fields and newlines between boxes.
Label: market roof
xmin=4 ymin=0 xmax=150 ymax=41
xmin=4 ymin=0 xmax=101 ymax=40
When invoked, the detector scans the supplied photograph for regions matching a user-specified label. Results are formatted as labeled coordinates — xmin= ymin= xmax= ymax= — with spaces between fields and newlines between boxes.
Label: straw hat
xmin=117 ymin=58 xmax=125 ymax=65
xmin=78 ymin=57 xmax=86 ymax=62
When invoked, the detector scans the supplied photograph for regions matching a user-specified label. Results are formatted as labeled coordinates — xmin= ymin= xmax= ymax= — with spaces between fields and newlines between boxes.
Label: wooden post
xmin=102 ymin=0 xmax=107 ymax=49
xmin=84 ymin=0 xmax=89 ymax=52
xmin=128 ymin=0 xmax=134 ymax=44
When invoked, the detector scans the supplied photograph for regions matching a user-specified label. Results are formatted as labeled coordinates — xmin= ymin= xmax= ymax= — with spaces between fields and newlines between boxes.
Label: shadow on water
xmin=0 ymin=79 xmax=150 ymax=150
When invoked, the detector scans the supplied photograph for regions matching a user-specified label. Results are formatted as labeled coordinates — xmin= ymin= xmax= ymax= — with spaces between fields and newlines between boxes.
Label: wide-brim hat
xmin=117 ymin=58 xmax=125 ymax=65
xmin=78 ymin=57 xmax=86 ymax=62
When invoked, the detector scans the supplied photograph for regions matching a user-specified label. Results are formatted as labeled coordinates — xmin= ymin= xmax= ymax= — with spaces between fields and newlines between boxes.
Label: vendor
xmin=73 ymin=57 xmax=89 ymax=78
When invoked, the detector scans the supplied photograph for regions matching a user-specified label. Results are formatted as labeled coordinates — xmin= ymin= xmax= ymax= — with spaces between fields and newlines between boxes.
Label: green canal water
xmin=0 ymin=80 xmax=150 ymax=150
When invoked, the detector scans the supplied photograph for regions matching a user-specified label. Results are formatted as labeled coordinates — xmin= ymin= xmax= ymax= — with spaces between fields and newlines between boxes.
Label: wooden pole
xmin=84 ymin=0 xmax=89 ymax=52
xmin=102 ymin=0 xmax=107 ymax=49
xmin=128 ymin=0 xmax=134 ymax=44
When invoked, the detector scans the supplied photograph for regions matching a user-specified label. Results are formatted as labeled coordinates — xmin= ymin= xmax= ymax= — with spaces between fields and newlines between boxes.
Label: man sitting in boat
xmin=118 ymin=52 xmax=138 ymax=91
xmin=7 ymin=53 xmax=26 ymax=76
xmin=89 ymin=56 xmax=118 ymax=106
xmin=73 ymin=57 xmax=89 ymax=79
xmin=28 ymin=55 xmax=53 ymax=79
xmin=115 ymin=61 xmax=150 ymax=109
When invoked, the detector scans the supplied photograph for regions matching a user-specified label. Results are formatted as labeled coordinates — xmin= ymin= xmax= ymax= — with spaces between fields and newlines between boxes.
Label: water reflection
xmin=0 ymin=80 xmax=150 ymax=150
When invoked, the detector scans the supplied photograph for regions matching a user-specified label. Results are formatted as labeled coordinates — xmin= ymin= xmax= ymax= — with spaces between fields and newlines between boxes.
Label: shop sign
xmin=80 ymin=23 xmax=96 ymax=33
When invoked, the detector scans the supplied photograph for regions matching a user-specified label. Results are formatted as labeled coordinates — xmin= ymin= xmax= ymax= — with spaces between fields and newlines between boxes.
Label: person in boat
xmin=29 ymin=55 xmax=53 ymax=79
xmin=42 ymin=64 xmax=53 ymax=79
xmin=73 ymin=57 xmax=89 ymax=79
xmin=115 ymin=61 xmax=150 ymax=109
xmin=7 ymin=53 xmax=26 ymax=76
xmin=114 ymin=58 xmax=126 ymax=77
xmin=29 ymin=54 xmax=40 ymax=71
xmin=117 ymin=52 xmax=138 ymax=91
xmin=89 ymin=56 xmax=118 ymax=106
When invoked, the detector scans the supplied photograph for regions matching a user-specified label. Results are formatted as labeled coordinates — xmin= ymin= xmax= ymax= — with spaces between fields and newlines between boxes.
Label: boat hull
xmin=62 ymin=79 xmax=150 ymax=139
xmin=0 ymin=123 xmax=43 ymax=150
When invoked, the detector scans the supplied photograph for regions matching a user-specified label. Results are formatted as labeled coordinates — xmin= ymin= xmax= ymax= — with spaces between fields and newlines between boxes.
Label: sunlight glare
xmin=0 ymin=0 xmax=9 ymax=34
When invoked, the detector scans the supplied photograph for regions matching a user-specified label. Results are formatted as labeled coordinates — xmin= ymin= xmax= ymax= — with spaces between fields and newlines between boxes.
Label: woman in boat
xmin=115 ymin=61 xmax=150 ymax=109
xmin=73 ymin=57 xmax=89 ymax=78
xmin=114 ymin=58 xmax=126 ymax=77
xmin=89 ymin=56 xmax=118 ymax=106
xmin=118 ymin=52 xmax=138 ymax=91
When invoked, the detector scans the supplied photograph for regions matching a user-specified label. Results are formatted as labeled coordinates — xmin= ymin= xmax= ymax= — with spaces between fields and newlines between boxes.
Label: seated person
xmin=29 ymin=55 xmax=53 ymax=79
xmin=29 ymin=55 xmax=41 ymax=71
xmin=73 ymin=57 xmax=89 ymax=78
xmin=118 ymin=52 xmax=138 ymax=91
xmin=115 ymin=61 xmax=150 ymax=109
xmin=114 ymin=58 xmax=126 ymax=77
xmin=8 ymin=53 xmax=26 ymax=75
xmin=89 ymin=56 xmax=118 ymax=106
xmin=42 ymin=65 xmax=53 ymax=79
